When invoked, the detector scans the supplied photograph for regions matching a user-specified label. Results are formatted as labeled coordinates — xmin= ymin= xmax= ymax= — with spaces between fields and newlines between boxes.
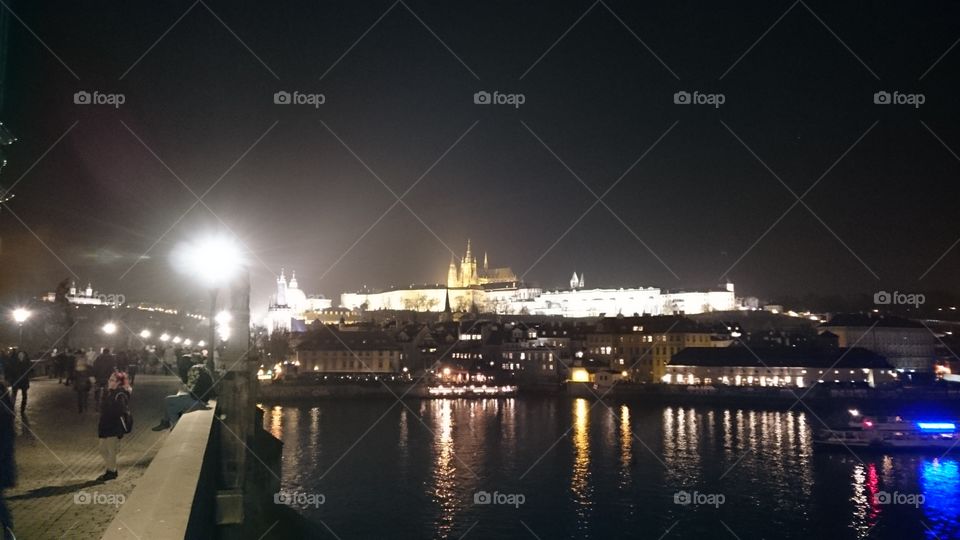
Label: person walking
xmin=96 ymin=371 xmax=131 ymax=482
xmin=74 ymin=356 xmax=93 ymax=414
xmin=7 ymin=351 xmax=30 ymax=419
xmin=92 ymin=349 xmax=115 ymax=411
xmin=0 ymin=373 xmax=16 ymax=540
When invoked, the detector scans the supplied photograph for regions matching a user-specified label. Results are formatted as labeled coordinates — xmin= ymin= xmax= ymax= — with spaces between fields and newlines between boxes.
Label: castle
xmin=446 ymin=239 xmax=518 ymax=288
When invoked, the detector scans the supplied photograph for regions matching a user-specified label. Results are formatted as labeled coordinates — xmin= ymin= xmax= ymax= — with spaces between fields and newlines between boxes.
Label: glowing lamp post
xmin=174 ymin=235 xmax=244 ymax=372
xmin=12 ymin=307 xmax=30 ymax=347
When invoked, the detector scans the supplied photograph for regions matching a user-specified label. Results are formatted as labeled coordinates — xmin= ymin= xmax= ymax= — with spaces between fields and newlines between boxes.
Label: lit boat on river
xmin=815 ymin=410 xmax=960 ymax=450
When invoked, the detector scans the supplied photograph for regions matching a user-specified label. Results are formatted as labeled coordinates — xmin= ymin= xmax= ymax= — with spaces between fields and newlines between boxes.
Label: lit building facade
xmin=664 ymin=346 xmax=897 ymax=388
xmin=294 ymin=329 xmax=403 ymax=375
xmin=585 ymin=315 xmax=731 ymax=383
xmin=819 ymin=314 xmax=936 ymax=373
xmin=338 ymin=242 xmax=738 ymax=317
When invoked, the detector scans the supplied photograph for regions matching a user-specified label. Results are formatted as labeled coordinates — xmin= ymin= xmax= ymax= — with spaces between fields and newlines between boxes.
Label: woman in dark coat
xmin=96 ymin=371 xmax=131 ymax=482
xmin=0 ymin=375 xmax=16 ymax=539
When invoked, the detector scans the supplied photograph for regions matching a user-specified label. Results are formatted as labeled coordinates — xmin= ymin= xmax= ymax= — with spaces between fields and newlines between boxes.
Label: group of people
xmin=0 ymin=346 xmax=217 ymax=540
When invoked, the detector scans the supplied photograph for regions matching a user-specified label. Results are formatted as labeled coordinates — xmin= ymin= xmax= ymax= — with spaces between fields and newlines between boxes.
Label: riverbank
xmin=258 ymin=379 xmax=960 ymax=411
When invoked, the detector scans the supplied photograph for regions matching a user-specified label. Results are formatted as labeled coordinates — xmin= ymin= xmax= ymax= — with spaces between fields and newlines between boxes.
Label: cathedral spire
xmin=465 ymin=239 xmax=472 ymax=261
xmin=483 ymin=252 xmax=488 ymax=270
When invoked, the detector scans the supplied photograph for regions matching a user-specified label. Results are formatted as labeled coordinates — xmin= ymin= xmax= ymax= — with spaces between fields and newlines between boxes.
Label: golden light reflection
xmin=431 ymin=400 xmax=458 ymax=539
xmin=399 ymin=408 xmax=409 ymax=459
xmin=571 ymin=398 xmax=593 ymax=529
xmin=269 ymin=405 xmax=283 ymax=439
xmin=619 ymin=405 xmax=632 ymax=488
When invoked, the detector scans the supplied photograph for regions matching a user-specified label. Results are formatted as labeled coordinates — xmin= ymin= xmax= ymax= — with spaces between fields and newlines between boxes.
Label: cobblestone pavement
xmin=5 ymin=375 xmax=182 ymax=540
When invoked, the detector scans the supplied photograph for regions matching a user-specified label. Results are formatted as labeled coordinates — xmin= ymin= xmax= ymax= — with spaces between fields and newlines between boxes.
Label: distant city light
xmin=197 ymin=340 xmax=206 ymax=348
xmin=140 ymin=329 xmax=152 ymax=339
xmin=172 ymin=336 xmax=182 ymax=344
xmin=102 ymin=322 xmax=117 ymax=335
xmin=160 ymin=333 xmax=170 ymax=342
xmin=184 ymin=338 xmax=193 ymax=346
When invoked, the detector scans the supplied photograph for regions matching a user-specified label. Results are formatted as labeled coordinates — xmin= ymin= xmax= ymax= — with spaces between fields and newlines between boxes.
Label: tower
xmin=579 ymin=273 xmax=584 ymax=288
xmin=276 ymin=269 xmax=288 ymax=306
xmin=289 ymin=270 xmax=298 ymax=290
xmin=570 ymin=272 xmax=579 ymax=290
xmin=483 ymin=252 xmax=488 ymax=271
xmin=447 ymin=255 xmax=459 ymax=288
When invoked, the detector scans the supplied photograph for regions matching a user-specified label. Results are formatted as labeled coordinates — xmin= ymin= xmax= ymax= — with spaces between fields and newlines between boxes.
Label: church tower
xmin=277 ymin=268 xmax=288 ymax=306
xmin=570 ymin=272 xmax=579 ymax=290
xmin=447 ymin=255 xmax=459 ymax=288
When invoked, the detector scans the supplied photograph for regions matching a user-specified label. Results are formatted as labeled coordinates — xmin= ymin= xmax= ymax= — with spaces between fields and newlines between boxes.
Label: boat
xmin=814 ymin=409 xmax=960 ymax=450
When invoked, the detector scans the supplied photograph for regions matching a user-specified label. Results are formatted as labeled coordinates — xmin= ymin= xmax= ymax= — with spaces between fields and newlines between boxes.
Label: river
xmin=261 ymin=397 xmax=960 ymax=539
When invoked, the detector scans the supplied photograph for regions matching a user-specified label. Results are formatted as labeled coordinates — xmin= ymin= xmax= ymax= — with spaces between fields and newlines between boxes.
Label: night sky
xmin=1 ymin=0 xmax=958 ymax=314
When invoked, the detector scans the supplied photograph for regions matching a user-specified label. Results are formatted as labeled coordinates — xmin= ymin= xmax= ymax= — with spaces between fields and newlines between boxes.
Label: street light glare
xmin=173 ymin=235 xmax=245 ymax=286
xmin=12 ymin=308 xmax=30 ymax=324
xmin=140 ymin=329 xmax=152 ymax=339
xmin=102 ymin=322 xmax=118 ymax=334
xmin=159 ymin=333 xmax=170 ymax=342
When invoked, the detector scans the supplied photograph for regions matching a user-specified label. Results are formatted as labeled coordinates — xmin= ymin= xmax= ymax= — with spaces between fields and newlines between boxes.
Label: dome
xmin=286 ymin=287 xmax=307 ymax=313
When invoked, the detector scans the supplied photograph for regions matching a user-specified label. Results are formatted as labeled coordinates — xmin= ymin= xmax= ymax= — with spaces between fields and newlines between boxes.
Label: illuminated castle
xmin=266 ymin=269 xmax=332 ymax=332
xmin=446 ymin=239 xmax=518 ymax=288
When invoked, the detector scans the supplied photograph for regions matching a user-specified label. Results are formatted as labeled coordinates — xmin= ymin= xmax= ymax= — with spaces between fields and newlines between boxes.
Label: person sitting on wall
xmin=151 ymin=362 xmax=215 ymax=431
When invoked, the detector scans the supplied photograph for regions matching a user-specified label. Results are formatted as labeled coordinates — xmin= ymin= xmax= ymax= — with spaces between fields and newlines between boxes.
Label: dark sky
xmin=1 ymin=0 xmax=958 ymax=315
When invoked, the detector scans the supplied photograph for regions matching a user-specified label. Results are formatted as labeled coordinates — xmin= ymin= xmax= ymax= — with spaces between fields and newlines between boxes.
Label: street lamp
xmin=102 ymin=322 xmax=117 ymax=334
xmin=159 ymin=333 xmax=170 ymax=342
xmin=12 ymin=307 xmax=30 ymax=348
xmin=139 ymin=329 xmax=152 ymax=339
xmin=173 ymin=234 xmax=244 ymax=372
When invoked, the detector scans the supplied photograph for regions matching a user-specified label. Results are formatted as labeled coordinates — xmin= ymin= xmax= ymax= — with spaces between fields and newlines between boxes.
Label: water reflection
xmin=920 ymin=458 xmax=960 ymax=539
xmin=269 ymin=405 xmax=283 ymax=440
xmin=571 ymin=398 xmax=593 ymax=533
xmin=619 ymin=405 xmax=632 ymax=489
xmin=431 ymin=400 xmax=458 ymax=539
